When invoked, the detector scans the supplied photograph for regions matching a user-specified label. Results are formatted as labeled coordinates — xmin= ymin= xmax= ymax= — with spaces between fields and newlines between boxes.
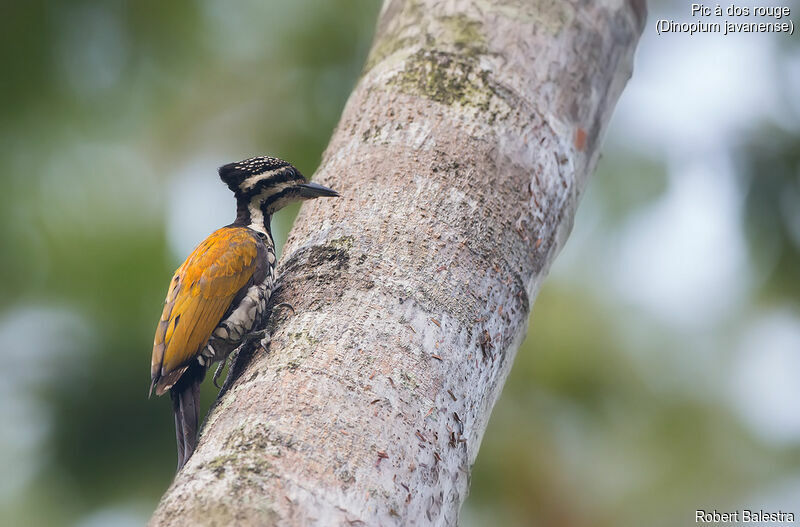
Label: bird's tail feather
xmin=170 ymin=362 xmax=205 ymax=470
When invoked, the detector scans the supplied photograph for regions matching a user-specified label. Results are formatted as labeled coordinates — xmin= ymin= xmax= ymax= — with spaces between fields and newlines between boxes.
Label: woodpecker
xmin=149 ymin=156 xmax=338 ymax=469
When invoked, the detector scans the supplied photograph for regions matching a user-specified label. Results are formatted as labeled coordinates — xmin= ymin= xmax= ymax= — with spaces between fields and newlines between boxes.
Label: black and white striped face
xmin=219 ymin=156 xmax=301 ymax=199
xmin=219 ymin=156 xmax=338 ymax=231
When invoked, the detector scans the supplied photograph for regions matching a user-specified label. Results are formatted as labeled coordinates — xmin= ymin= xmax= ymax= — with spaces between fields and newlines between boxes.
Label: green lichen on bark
xmin=365 ymin=9 xmax=488 ymax=73
xmin=390 ymin=49 xmax=493 ymax=110
xmin=367 ymin=5 xmax=568 ymax=116
xmin=379 ymin=13 xmax=512 ymax=118
xmin=205 ymin=454 xmax=239 ymax=477
xmin=365 ymin=34 xmax=416 ymax=72
xmin=286 ymin=330 xmax=318 ymax=348
xmin=437 ymin=14 xmax=486 ymax=52
xmin=328 ymin=235 xmax=355 ymax=250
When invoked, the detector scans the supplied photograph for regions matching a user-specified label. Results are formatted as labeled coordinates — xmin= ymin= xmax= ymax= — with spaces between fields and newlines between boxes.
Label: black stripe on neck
xmin=233 ymin=199 xmax=271 ymax=235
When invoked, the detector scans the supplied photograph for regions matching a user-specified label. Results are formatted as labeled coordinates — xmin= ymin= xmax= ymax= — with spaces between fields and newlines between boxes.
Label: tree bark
xmin=150 ymin=1 xmax=645 ymax=525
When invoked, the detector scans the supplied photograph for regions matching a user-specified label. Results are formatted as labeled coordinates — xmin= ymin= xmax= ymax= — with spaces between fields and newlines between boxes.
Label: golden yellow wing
xmin=150 ymin=227 xmax=259 ymax=395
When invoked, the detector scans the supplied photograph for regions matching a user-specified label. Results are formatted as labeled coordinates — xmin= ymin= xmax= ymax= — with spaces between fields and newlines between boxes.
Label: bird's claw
xmin=212 ymin=354 xmax=231 ymax=389
xmin=246 ymin=328 xmax=271 ymax=348
xmin=213 ymin=328 xmax=273 ymax=391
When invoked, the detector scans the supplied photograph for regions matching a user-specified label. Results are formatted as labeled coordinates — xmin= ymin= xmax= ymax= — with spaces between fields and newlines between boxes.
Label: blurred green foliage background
xmin=0 ymin=1 xmax=798 ymax=526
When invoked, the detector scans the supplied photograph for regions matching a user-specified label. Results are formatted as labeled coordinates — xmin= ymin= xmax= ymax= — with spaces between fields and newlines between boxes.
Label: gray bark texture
xmin=150 ymin=0 xmax=645 ymax=525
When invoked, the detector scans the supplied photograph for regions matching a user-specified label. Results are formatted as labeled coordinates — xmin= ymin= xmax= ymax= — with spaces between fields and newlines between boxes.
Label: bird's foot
xmin=245 ymin=328 xmax=271 ymax=350
xmin=214 ymin=328 xmax=273 ymax=391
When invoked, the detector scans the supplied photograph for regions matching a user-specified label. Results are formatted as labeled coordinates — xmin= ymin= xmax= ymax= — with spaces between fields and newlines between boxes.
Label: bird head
xmin=219 ymin=156 xmax=338 ymax=217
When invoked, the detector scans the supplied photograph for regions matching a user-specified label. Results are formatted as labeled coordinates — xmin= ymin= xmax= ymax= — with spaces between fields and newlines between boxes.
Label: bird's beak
xmin=298 ymin=181 xmax=339 ymax=198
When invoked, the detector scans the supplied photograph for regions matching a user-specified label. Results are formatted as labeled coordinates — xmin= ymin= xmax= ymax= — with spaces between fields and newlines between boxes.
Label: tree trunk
xmin=150 ymin=1 xmax=645 ymax=525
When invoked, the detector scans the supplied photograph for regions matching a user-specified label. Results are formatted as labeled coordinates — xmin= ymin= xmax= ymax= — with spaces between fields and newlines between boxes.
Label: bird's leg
xmin=255 ymin=303 xmax=292 ymax=348
xmin=212 ymin=355 xmax=229 ymax=389
xmin=213 ymin=328 xmax=272 ymax=390
xmin=214 ymin=303 xmax=297 ymax=391
xmin=253 ymin=303 xmax=291 ymax=348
